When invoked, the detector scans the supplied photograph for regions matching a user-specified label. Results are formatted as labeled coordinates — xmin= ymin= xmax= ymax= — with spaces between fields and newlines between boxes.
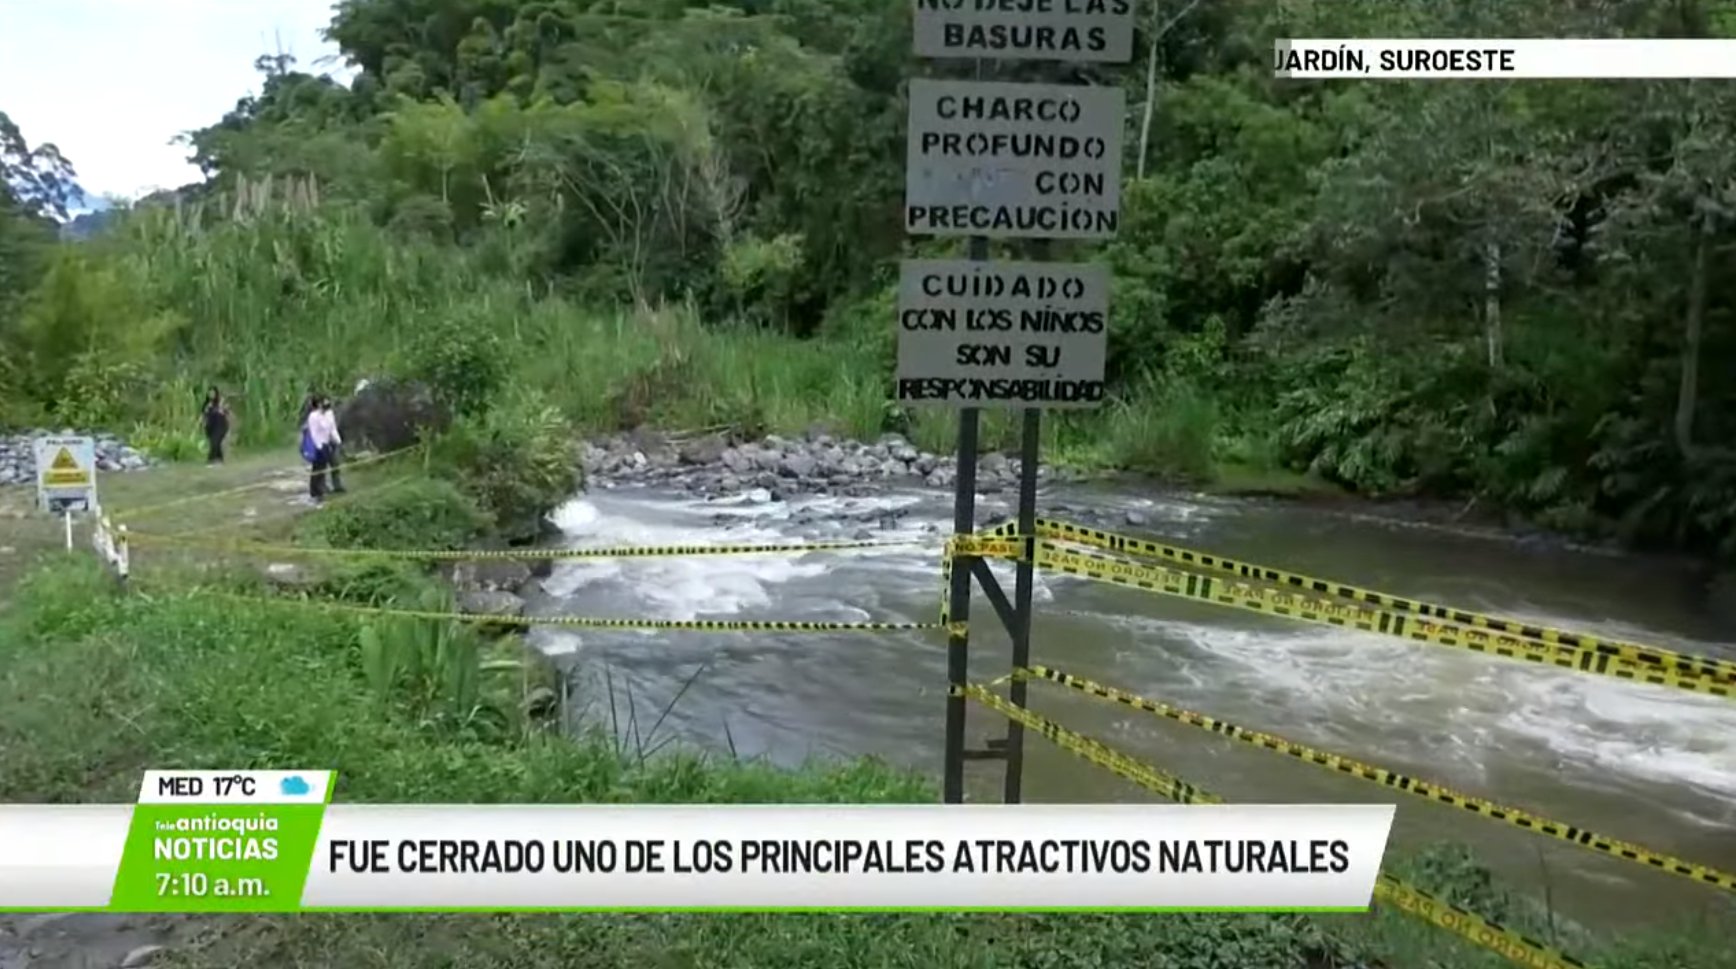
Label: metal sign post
xmin=944 ymin=385 xmax=981 ymax=805
xmin=904 ymin=1 xmax=1131 ymax=805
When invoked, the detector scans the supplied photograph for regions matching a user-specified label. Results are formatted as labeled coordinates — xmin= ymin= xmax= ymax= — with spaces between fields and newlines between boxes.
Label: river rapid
xmin=521 ymin=462 xmax=1735 ymax=930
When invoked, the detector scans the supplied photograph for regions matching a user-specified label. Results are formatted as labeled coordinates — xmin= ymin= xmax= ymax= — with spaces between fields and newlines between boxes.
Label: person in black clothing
xmin=201 ymin=386 xmax=231 ymax=464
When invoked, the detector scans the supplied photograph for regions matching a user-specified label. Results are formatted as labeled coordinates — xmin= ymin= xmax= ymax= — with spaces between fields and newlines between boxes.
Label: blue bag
xmin=300 ymin=425 xmax=318 ymax=463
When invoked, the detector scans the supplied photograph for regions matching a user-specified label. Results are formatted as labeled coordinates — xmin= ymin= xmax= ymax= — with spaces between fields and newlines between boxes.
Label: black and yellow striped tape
xmin=956 ymin=684 xmax=1591 ymax=969
xmin=1030 ymin=517 xmax=1736 ymax=686
xmin=1036 ymin=543 xmax=1733 ymax=703
xmin=958 ymin=684 xmax=1223 ymax=807
xmin=938 ymin=535 xmax=1032 ymax=626
xmin=947 ymin=534 xmax=1031 ymax=562
xmin=1371 ymin=874 xmax=1590 ymax=969
xmin=199 ymin=591 xmax=957 ymax=634
xmin=128 ymin=532 xmax=926 ymax=562
xmin=939 ymin=544 xmax=955 ymax=627
xmin=1016 ymin=664 xmax=1734 ymax=895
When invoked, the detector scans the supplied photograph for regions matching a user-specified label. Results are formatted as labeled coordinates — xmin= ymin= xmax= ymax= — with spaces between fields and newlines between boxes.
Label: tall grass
xmin=519 ymin=304 xmax=889 ymax=439
xmin=1099 ymin=376 xmax=1221 ymax=479
xmin=41 ymin=205 xmax=910 ymax=451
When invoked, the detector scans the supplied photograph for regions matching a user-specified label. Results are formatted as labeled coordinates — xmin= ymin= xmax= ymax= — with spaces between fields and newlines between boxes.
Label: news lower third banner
xmin=1276 ymin=39 xmax=1736 ymax=78
xmin=0 ymin=771 xmax=1396 ymax=912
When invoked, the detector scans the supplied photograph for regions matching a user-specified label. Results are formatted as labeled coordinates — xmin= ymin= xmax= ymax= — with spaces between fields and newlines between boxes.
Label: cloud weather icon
xmin=280 ymin=775 xmax=312 ymax=796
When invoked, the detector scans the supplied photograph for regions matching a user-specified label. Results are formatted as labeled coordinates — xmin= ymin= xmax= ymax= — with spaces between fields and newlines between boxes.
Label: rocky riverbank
xmin=570 ymin=428 xmax=1725 ymax=565
xmin=578 ymin=428 xmax=1092 ymax=503
xmin=0 ymin=433 xmax=152 ymax=487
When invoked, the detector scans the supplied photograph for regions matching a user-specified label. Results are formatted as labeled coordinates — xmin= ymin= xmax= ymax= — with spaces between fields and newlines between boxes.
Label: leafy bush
xmin=1271 ymin=339 xmax=1489 ymax=497
xmin=316 ymin=560 xmax=443 ymax=606
xmin=0 ymin=373 xmax=46 ymax=430
xmin=1103 ymin=375 xmax=1220 ymax=480
xmin=359 ymin=584 xmax=510 ymax=740
xmin=402 ymin=312 xmax=508 ymax=418
xmin=720 ymin=232 xmax=806 ymax=328
xmin=432 ymin=386 xmax=578 ymax=543
xmin=310 ymin=477 xmax=492 ymax=551
xmin=10 ymin=250 xmax=179 ymax=415
xmin=56 ymin=354 xmax=153 ymax=429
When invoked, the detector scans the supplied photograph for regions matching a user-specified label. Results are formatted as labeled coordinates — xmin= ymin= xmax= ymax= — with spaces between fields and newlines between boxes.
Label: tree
xmin=1595 ymin=80 xmax=1736 ymax=457
xmin=0 ymin=110 xmax=78 ymax=221
xmin=0 ymin=110 xmax=79 ymax=400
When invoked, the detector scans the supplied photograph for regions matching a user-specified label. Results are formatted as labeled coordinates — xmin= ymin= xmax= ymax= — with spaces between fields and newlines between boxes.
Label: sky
xmin=0 ymin=0 xmax=352 ymax=208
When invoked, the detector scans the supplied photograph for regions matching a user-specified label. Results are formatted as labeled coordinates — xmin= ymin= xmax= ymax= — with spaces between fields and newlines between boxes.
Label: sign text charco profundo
xmin=905 ymin=79 xmax=1124 ymax=240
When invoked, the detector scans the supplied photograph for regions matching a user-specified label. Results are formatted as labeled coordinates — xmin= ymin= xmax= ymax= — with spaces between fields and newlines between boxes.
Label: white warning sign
xmin=913 ymin=0 xmax=1136 ymax=64
xmin=896 ymin=259 xmax=1108 ymax=409
xmin=34 ymin=435 xmax=96 ymax=513
xmin=905 ymin=79 xmax=1124 ymax=240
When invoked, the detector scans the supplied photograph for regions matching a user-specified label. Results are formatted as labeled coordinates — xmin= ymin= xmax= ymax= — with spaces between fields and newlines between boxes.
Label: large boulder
xmin=337 ymin=378 xmax=451 ymax=453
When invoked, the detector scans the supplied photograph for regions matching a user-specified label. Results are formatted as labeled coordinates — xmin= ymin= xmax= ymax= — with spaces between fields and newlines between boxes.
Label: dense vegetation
xmin=2 ymin=0 xmax=1734 ymax=566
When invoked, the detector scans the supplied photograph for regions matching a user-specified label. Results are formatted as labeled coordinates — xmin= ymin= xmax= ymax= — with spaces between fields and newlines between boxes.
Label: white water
xmin=524 ymin=482 xmax=1736 ymax=923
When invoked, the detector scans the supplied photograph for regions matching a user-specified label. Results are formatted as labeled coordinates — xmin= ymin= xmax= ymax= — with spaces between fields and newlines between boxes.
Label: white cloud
xmin=0 ymin=0 xmax=350 ymax=200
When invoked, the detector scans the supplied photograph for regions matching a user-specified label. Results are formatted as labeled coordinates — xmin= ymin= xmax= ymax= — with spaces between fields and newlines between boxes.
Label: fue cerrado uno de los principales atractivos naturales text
xmin=329 ymin=837 xmax=1354 ymax=876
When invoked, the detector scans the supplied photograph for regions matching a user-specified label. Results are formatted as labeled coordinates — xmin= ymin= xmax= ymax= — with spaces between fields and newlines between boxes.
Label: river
xmin=522 ymin=479 xmax=1735 ymax=930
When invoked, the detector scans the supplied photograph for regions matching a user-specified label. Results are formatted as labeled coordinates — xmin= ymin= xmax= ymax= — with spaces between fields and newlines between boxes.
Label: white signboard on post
xmin=34 ymin=435 xmax=97 ymax=514
xmin=913 ymin=0 xmax=1137 ymax=63
xmin=897 ymin=259 xmax=1108 ymax=409
xmin=905 ymin=79 xmax=1124 ymax=240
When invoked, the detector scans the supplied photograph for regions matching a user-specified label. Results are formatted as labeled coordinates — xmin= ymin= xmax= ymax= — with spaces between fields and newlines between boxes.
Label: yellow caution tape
xmin=939 ymin=543 xmax=955 ymax=627
xmin=958 ymin=684 xmax=1221 ymax=806
xmin=1371 ymin=874 xmax=1590 ymax=969
xmin=128 ymin=531 xmax=925 ymax=562
xmin=946 ymin=534 xmax=1031 ymax=562
xmin=957 ymin=684 xmax=1592 ymax=969
xmin=937 ymin=534 xmax=1031 ymax=626
xmin=1035 ymin=543 xmax=1734 ymax=703
xmin=1017 ymin=664 xmax=1735 ymax=896
xmin=115 ymin=444 xmax=423 ymax=521
xmin=196 ymin=590 xmax=956 ymax=635
xmin=1032 ymin=517 xmax=1736 ymax=686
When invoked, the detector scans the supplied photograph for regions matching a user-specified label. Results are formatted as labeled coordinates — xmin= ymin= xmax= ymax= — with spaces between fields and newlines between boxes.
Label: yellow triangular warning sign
xmin=51 ymin=448 xmax=79 ymax=470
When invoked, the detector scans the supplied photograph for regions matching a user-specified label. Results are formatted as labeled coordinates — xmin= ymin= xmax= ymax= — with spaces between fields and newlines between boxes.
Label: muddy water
xmin=525 ymin=481 xmax=1735 ymax=929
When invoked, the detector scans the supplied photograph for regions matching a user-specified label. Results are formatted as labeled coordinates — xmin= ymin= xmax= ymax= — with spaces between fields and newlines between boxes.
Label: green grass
xmin=0 ymin=446 xmax=413 ymax=606
xmin=2 ymin=548 xmax=1731 ymax=969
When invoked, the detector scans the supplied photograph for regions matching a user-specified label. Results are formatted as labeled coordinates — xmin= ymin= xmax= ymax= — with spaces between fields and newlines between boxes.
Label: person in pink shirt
xmin=305 ymin=396 xmax=346 ymax=503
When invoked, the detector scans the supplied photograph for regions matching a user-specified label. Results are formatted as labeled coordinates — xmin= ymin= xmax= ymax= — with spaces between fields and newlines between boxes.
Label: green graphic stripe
xmin=109 ymin=802 xmax=328 ymax=913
